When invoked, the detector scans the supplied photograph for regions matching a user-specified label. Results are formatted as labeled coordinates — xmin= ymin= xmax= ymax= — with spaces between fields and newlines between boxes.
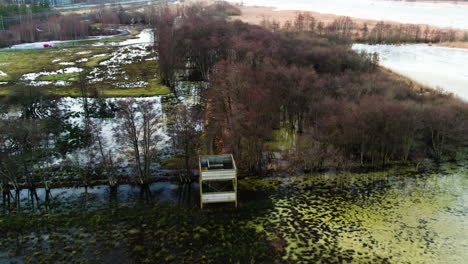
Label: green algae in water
xmin=247 ymin=166 xmax=468 ymax=263
xmin=1 ymin=164 xmax=466 ymax=263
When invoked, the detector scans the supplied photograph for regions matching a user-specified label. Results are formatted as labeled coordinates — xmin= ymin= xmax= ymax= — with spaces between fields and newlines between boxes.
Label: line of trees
xmin=0 ymin=80 xmax=202 ymax=211
xmin=154 ymin=2 xmax=467 ymax=174
xmin=0 ymin=4 xmax=145 ymax=47
xmin=0 ymin=1 xmax=241 ymax=47
xmin=261 ymin=13 xmax=466 ymax=44
xmin=0 ymin=2 xmax=50 ymax=17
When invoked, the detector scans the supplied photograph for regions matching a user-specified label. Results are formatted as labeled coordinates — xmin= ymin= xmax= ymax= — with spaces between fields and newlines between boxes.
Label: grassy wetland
xmin=1 ymin=1 xmax=468 ymax=263
xmin=1 ymin=164 xmax=466 ymax=263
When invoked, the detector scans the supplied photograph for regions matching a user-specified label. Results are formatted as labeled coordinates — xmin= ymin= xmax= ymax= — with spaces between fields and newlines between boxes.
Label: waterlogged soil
xmin=245 ymin=164 xmax=468 ymax=263
xmin=0 ymin=164 xmax=466 ymax=263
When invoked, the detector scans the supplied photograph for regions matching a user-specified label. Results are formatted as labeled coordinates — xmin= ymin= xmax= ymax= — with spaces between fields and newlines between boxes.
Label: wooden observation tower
xmin=198 ymin=154 xmax=238 ymax=208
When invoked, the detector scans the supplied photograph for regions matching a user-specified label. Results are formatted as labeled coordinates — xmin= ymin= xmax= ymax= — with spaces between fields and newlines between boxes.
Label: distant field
xmin=0 ymin=38 xmax=170 ymax=97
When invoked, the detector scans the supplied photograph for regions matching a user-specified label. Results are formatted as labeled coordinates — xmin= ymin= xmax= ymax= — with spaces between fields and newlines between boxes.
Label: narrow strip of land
xmin=232 ymin=5 xmax=468 ymax=48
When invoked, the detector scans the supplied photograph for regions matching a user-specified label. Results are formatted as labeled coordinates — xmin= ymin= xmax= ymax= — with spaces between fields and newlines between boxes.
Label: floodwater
xmin=1 ymin=164 xmax=466 ymax=263
xmin=1 ymin=182 xmax=199 ymax=213
xmin=247 ymin=164 xmax=468 ymax=263
xmin=352 ymin=43 xmax=468 ymax=101
xmin=3 ymin=28 xmax=153 ymax=50
xmin=233 ymin=0 xmax=468 ymax=29
xmin=2 ymin=30 xmax=127 ymax=50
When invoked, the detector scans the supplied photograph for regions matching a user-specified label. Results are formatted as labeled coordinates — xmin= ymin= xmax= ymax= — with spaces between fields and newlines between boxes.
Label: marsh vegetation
xmin=0 ymin=1 xmax=467 ymax=263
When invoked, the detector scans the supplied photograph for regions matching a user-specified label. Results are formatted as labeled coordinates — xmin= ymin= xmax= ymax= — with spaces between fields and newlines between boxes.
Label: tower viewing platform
xmin=199 ymin=154 xmax=237 ymax=208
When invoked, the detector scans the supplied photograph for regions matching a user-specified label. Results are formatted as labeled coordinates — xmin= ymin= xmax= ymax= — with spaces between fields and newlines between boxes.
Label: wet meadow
xmin=1 ymin=14 xmax=467 ymax=263
xmin=0 ymin=162 xmax=466 ymax=263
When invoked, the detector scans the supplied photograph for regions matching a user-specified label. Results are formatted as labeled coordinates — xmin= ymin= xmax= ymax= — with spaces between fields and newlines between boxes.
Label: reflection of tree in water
xmin=108 ymin=185 xmax=119 ymax=209
xmin=174 ymin=183 xmax=194 ymax=206
xmin=139 ymin=184 xmax=153 ymax=204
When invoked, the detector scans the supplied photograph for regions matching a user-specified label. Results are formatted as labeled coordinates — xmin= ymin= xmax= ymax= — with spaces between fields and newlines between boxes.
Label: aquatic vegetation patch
xmin=0 ymin=204 xmax=275 ymax=263
xmin=246 ymin=166 xmax=467 ymax=263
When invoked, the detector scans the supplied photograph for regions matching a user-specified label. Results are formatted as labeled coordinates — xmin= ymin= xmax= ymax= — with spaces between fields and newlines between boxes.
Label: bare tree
xmin=90 ymin=121 xmax=118 ymax=187
xmin=168 ymin=105 xmax=202 ymax=182
xmin=116 ymin=99 xmax=161 ymax=185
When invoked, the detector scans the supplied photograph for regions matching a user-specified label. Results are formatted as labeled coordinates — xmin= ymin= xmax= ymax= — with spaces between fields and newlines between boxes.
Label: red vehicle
xmin=43 ymin=44 xmax=51 ymax=48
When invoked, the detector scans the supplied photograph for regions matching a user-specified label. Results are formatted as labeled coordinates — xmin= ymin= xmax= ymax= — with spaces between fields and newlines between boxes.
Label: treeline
xmin=0 ymin=1 xmax=240 ymax=47
xmin=261 ymin=13 xmax=468 ymax=44
xmin=0 ymin=2 xmax=50 ymax=18
xmin=0 ymin=6 xmax=133 ymax=47
xmin=155 ymin=2 xmax=467 ymax=173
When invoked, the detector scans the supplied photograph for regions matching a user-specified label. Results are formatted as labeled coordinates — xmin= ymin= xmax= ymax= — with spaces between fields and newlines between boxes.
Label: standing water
xmin=1 ymin=164 xmax=466 ymax=263
xmin=352 ymin=44 xmax=468 ymax=101
xmin=231 ymin=0 xmax=468 ymax=30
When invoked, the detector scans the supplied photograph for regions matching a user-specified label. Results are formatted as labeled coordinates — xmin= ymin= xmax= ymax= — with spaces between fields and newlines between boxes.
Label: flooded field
xmin=246 ymin=164 xmax=468 ymax=263
xmin=1 ymin=164 xmax=466 ymax=263
xmin=353 ymin=43 xmax=468 ymax=101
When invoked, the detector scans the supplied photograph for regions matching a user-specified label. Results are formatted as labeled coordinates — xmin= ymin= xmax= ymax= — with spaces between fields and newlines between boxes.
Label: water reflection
xmin=0 ymin=182 xmax=200 ymax=214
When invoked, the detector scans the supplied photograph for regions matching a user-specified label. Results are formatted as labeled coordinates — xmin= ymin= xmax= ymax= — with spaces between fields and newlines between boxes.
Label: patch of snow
xmin=52 ymin=58 xmax=62 ymax=63
xmin=62 ymin=67 xmax=83 ymax=74
xmin=25 ymin=67 xmax=81 ymax=78
xmin=55 ymin=81 xmax=71 ymax=86
xmin=29 ymin=81 xmax=54 ymax=86
xmin=92 ymin=54 xmax=108 ymax=58
xmin=59 ymin=62 xmax=75 ymax=66
xmin=0 ymin=82 xmax=8 ymax=85
xmin=23 ymin=72 xmax=48 ymax=81
xmin=119 ymin=29 xmax=154 ymax=46
xmin=76 ymin=58 xmax=89 ymax=63
xmin=76 ymin=51 xmax=92 ymax=55
xmin=57 ymin=96 xmax=171 ymax=165
xmin=27 ymin=80 xmax=70 ymax=86
xmin=0 ymin=70 xmax=7 ymax=76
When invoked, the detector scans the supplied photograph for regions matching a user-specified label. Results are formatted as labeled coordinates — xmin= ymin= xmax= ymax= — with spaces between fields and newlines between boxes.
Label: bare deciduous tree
xmin=116 ymin=99 xmax=161 ymax=185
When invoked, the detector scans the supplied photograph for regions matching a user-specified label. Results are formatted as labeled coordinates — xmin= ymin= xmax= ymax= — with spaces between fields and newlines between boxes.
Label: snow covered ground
xmin=57 ymin=96 xmax=171 ymax=167
xmin=16 ymin=29 xmax=155 ymax=88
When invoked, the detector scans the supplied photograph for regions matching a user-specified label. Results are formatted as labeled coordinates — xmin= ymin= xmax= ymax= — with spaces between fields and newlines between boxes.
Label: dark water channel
xmin=1 ymin=182 xmax=200 ymax=214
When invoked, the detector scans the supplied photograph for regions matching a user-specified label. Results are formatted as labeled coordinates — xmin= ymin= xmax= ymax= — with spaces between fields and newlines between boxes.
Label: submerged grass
xmin=243 ymin=164 xmax=467 ymax=263
xmin=0 ymin=163 xmax=465 ymax=263
xmin=0 ymin=204 xmax=275 ymax=263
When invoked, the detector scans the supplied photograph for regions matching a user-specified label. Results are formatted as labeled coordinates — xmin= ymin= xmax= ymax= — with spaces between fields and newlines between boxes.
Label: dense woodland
xmin=2 ymin=1 xmax=468 ymax=47
xmin=0 ymin=3 xmax=147 ymax=47
xmin=0 ymin=2 xmax=467 ymax=200
xmin=154 ymin=3 xmax=467 ymax=173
